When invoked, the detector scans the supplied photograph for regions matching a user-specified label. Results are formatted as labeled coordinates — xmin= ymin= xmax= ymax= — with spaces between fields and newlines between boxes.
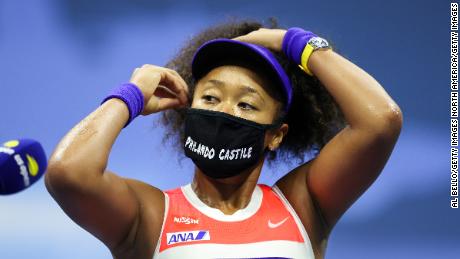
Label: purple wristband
xmin=282 ymin=27 xmax=317 ymax=65
xmin=101 ymin=82 xmax=145 ymax=128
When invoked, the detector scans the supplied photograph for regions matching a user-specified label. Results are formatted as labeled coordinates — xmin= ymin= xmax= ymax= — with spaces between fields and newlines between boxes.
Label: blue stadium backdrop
xmin=0 ymin=0 xmax=457 ymax=258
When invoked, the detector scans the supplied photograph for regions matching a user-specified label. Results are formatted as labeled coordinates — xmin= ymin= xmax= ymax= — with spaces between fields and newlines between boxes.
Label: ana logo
xmin=173 ymin=216 xmax=199 ymax=225
xmin=166 ymin=230 xmax=210 ymax=245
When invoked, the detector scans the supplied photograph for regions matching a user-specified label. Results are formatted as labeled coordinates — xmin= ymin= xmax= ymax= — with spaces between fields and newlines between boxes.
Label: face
xmin=191 ymin=65 xmax=288 ymax=151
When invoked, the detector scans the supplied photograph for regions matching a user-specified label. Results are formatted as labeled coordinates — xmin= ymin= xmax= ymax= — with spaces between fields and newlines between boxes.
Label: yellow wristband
xmin=299 ymin=43 xmax=315 ymax=76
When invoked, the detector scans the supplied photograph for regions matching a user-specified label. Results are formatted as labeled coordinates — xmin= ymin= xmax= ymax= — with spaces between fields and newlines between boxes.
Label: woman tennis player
xmin=45 ymin=19 xmax=403 ymax=259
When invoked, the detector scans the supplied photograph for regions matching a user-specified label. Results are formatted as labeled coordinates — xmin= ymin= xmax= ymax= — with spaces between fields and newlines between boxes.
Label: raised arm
xmin=45 ymin=98 xmax=145 ymax=251
xmin=284 ymin=48 xmax=403 ymax=233
xmin=45 ymin=65 xmax=189 ymax=253
xmin=234 ymin=28 xmax=403 ymax=236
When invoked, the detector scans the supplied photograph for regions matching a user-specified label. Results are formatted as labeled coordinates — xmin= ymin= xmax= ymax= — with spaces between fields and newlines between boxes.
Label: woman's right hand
xmin=129 ymin=64 xmax=190 ymax=115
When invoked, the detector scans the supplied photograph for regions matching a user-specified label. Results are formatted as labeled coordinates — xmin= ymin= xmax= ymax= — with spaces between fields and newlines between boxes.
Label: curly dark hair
xmin=157 ymin=17 xmax=346 ymax=167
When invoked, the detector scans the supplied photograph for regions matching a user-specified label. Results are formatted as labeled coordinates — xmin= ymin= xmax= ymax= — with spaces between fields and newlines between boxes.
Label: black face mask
xmin=183 ymin=107 xmax=282 ymax=179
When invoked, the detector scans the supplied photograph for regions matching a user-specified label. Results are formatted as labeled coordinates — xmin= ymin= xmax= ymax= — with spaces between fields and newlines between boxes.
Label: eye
xmin=238 ymin=102 xmax=257 ymax=110
xmin=202 ymin=95 xmax=219 ymax=103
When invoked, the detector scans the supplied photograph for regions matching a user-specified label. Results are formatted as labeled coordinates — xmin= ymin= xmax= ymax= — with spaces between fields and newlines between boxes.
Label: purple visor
xmin=191 ymin=38 xmax=292 ymax=112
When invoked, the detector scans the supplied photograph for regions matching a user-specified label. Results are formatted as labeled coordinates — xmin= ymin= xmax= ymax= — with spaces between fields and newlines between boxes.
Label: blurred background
xmin=0 ymin=0 xmax=456 ymax=258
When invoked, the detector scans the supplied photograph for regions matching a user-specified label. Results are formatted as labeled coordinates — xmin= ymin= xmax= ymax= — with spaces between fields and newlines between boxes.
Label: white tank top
xmin=153 ymin=183 xmax=315 ymax=259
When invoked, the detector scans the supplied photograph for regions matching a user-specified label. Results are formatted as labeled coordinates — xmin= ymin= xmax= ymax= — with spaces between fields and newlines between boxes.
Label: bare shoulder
xmin=111 ymin=178 xmax=166 ymax=258
xmin=275 ymin=159 xmax=329 ymax=251
xmin=124 ymin=178 xmax=165 ymax=234
xmin=123 ymin=178 xmax=165 ymax=205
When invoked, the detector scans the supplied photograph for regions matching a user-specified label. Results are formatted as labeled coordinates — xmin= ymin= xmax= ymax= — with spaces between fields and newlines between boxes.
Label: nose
xmin=217 ymin=101 xmax=234 ymax=116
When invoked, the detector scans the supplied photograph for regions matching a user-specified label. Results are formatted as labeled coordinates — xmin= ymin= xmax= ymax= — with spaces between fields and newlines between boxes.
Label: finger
xmin=141 ymin=96 xmax=159 ymax=115
xmin=158 ymin=69 xmax=189 ymax=105
xmin=130 ymin=67 xmax=141 ymax=81
xmin=140 ymin=65 xmax=189 ymax=105
xmin=166 ymin=69 xmax=189 ymax=93
xmin=164 ymin=69 xmax=190 ymax=103
xmin=160 ymin=70 xmax=185 ymax=99
xmin=232 ymin=35 xmax=247 ymax=41
xmin=156 ymin=97 xmax=183 ymax=112
xmin=231 ymin=30 xmax=259 ymax=42
xmin=155 ymin=85 xmax=177 ymax=99
xmin=142 ymin=65 xmax=188 ymax=95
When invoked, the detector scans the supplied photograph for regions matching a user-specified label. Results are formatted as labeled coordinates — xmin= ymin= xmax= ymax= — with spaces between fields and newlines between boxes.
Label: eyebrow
xmin=206 ymin=79 xmax=265 ymax=104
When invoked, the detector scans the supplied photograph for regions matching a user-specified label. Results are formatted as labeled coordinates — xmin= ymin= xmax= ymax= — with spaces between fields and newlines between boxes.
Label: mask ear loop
xmin=261 ymin=112 xmax=288 ymax=155
xmin=266 ymin=110 xmax=287 ymax=131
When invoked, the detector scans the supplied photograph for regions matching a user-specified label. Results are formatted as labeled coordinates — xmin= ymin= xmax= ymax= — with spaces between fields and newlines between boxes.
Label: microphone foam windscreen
xmin=0 ymin=139 xmax=47 ymax=195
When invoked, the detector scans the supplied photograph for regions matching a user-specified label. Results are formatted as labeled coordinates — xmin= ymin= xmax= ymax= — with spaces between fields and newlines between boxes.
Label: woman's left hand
xmin=232 ymin=28 xmax=287 ymax=52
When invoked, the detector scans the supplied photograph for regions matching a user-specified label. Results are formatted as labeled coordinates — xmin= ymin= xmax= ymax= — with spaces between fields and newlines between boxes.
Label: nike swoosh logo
xmin=268 ymin=217 xmax=289 ymax=228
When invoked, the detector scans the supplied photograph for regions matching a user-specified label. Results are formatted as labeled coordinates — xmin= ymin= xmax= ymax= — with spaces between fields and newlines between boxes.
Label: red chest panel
xmin=158 ymin=184 xmax=305 ymax=252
